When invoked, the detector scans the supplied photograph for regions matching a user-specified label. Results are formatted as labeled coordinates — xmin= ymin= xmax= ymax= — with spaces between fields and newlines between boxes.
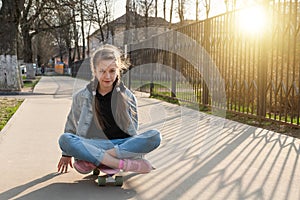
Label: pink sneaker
xmin=123 ymin=159 xmax=153 ymax=174
xmin=74 ymin=160 xmax=96 ymax=174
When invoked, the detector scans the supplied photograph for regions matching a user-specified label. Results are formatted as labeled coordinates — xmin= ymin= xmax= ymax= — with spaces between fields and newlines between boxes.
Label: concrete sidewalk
xmin=0 ymin=76 xmax=299 ymax=200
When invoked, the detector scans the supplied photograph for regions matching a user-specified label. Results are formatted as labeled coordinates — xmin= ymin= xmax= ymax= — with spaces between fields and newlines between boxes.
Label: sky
xmin=110 ymin=0 xmax=228 ymax=23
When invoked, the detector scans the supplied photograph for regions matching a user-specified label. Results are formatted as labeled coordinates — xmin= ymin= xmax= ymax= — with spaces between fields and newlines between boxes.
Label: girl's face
xmin=95 ymin=59 xmax=118 ymax=91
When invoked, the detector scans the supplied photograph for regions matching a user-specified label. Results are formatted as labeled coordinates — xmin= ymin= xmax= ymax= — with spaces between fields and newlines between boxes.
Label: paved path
xmin=0 ymin=76 xmax=299 ymax=200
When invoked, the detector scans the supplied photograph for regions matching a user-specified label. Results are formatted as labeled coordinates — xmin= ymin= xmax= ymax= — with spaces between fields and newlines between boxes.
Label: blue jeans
xmin=58 ymin=130 xmax=161 ymax=166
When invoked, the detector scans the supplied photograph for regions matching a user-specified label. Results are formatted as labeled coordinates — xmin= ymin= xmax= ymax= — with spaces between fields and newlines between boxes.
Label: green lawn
xmin=0 ymin=98 xmax=24 ymax=131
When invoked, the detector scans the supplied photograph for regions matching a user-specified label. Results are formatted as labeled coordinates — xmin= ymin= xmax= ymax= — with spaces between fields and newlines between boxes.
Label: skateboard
xmin=93 ymin=165 xmax=124 ymax=186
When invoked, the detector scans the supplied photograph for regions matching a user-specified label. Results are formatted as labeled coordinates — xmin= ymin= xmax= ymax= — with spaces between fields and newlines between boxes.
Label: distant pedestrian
xmin=57 ymin=44 xmax=161 ymax=174
xmin=41 ymin=64 xmax=45 ymax=75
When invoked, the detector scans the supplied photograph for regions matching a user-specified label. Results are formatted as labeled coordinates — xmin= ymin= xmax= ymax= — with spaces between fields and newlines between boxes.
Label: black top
xmin=94 ymin=90 xmax=130 ymax=140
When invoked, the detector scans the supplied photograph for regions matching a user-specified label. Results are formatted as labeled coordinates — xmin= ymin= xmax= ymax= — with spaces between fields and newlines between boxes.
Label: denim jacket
xmin=64 ymin=82 xmax=138 ymax=139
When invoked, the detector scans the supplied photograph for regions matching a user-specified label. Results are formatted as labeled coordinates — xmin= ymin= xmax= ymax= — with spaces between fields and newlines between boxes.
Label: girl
xmin=57 ymin=44 xmax=161 ymax=174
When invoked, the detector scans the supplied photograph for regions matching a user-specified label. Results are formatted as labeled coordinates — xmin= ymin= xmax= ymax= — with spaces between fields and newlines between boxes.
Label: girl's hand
xmin=57 ymin=156 xmax=73 ymax=173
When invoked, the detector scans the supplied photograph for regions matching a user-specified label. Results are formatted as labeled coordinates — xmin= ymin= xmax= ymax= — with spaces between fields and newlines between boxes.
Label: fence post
xmin=125 ymin=44 xmax=132 ymax=90
xmin=257 ymin=42 xmax=267 ymax=120
xmin=171 ymin=31 xmax=177 ymax=98
xmin=257 ymin=4 xmax=269 ymax=120
xmin=150 ymin=38 xmax=156 ymax=96
xmin=202 ymin=19 xmax=211 ymax=105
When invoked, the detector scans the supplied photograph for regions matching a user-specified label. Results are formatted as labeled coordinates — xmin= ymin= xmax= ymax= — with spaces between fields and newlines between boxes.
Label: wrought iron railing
xmin=125 ymin=1 xmax=300 ymax=126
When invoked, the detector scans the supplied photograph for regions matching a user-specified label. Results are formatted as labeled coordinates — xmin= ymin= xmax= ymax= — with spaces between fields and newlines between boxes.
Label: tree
xmin=71 ymin=6 xmax=80 ymax=62
xmin=124 ymin=0 xmax=132 ymax=45
xmin=196 ymin=0 xmax=199 ymax=21
xmin=0 ymin=0 xmax=24 ymax=90
xmin=32 ymin=31 xmax=57 ymax=67
xmin=90 ymin=0 xmax=112 ymax=43
xmin=169 ymin=0 xmax=174 ymax=28
xmin=50 ymin=7 xmax=73 ymax=65
xmin=154 ymin=0 xmax=157 ymax=17
xmin=138 ymin=0 xmax=154 ymax=38
xmin=20 ymin=0 xmax=47 ymax=64
xmin=201 ymin=0 xmax=211 ymax=19
xmin=19 ymin=0 xmax=75 ymax=77
xmin=177 ymin=0 xmax=185 ymax=23
xmin=79 ymin=0 xmax=86 ymax=59
xmin=20 ymin=0 xmax=65 ymax=78
xmin=163 ymin=0 xmax=167 ymax=20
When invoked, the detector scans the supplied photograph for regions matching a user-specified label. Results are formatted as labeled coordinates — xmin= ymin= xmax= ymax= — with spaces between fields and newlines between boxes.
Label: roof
xmin=89 ymin=11 xmax=170 ymax=38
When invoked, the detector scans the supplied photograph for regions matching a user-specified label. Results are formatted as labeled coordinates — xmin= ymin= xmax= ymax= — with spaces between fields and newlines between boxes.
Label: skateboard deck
xmin=93 ymin=165 xmax=123 ymax=186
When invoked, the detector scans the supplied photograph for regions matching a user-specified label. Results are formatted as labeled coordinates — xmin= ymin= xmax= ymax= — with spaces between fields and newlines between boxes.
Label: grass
xmin=227 ymin=112 xmax=300 ymax=139
xmin=22 ymin=76 xmax=41 ymax=91
xmin=0 ymin=77 xmax=40 ymax=131
xmin=0 ymin=98 xmax=24 ymax=131
xmin=144 ymin=84 xmax=300 ymax=139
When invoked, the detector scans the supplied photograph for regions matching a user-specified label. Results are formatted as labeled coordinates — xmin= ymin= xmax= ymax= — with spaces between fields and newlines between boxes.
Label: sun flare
xmin=238 ymin=6 xmax=268 ymax=34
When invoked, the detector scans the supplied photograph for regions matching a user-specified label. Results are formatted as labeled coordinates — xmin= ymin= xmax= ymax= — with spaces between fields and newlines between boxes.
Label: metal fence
xmin=125 ymin=1 xmax=300 ymax=126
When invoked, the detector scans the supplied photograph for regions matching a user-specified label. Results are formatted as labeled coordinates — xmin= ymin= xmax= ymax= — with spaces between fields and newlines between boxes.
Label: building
xmin=87 ymin=11 xmax=170 ymax=56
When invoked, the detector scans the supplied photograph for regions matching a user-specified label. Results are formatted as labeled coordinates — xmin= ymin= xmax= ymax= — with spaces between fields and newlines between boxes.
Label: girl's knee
xmin=58 ymin=133 xmax=74 ymax=148
xmin=147 ymin=129 xmax=162 ymax=149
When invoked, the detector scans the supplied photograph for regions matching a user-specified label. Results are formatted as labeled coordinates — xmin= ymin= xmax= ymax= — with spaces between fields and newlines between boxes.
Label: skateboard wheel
xmin=93 ymin=169 xmax=100 ymax=175
xmin=115 ymin=176 xmax=123 ymax=186
xmin=98 ymin=176 xmax=106 ymax=186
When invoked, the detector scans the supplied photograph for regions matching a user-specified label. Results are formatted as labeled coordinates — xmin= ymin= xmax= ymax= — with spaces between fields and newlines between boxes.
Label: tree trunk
xmin=72 ymin=8 xmax=80 ymax=61
xmin=145 ymin=12 xmax=149 ymax=39
xmin=80 ymin=0 xmax=85 ymax=60
xmin=196 ymin=0 xmax=199 ymax=21
xmin=163 ymin=0 xmax=166 ymax=20
xmin=205 ymin=0 xmax=211 ymax=19
xmin=155 ymin=0 xmax=158 ymax=18
xmin=21 ymin=27 xmax=35 ymax=79
xmin=94 ymin=0 xmax=106 ymax=43
xmin=0 ymin=0 xmax=23 ymax=91
xmin=124 ymin=0 xmax=131 ymax=45
xmin=169 ymin=0 xmax=174 ymax=29
xmin=177 ymin=0 xmax=184 ymax=23
xmin=21 ymin=26 xmax=33 ymax=63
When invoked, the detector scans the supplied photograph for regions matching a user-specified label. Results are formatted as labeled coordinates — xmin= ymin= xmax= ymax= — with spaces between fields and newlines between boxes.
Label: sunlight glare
xmin=238 ymin=6 xmax=267 ymax=35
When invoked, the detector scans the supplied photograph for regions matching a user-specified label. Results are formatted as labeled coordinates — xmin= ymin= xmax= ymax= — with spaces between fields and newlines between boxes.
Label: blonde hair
xmin=90 ymin=44 xmax=133 ymax=133
xmin=90 ymin=44 xmax=128 ymax=80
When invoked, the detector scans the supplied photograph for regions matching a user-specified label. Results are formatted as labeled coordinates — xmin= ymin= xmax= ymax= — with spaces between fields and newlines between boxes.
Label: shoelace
xmin=125 ymin=160 xmax=141 ymax=171
xmin=130 ymin=161 xmax=140 ymax=170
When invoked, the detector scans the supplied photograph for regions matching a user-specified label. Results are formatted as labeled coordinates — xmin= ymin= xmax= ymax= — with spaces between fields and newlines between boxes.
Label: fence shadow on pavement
xmin=128 ymin=95 xmax=300 ymax=200
xmin=1 ymin=77 xmax=299 ymax=200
